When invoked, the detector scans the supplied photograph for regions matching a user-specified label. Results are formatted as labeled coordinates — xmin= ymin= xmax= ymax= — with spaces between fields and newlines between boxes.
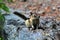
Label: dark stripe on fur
xmin=13 ymin=12 xmax=29 ymax=20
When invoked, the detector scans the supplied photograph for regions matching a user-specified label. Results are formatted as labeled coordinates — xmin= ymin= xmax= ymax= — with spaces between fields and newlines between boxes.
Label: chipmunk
xmin=25 ymin=13 xmax=40 ymax=30
xmin=13 ymin=12 xmax=40 ymax=30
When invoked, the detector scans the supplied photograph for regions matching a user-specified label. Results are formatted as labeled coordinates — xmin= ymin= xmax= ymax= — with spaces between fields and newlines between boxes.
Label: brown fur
xmin=25 ymin=13 xmax=40 ymax=30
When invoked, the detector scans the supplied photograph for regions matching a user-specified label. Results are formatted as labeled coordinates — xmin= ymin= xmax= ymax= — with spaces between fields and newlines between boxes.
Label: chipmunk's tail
xmin=13 ymin=12 xmax=29 ymax=20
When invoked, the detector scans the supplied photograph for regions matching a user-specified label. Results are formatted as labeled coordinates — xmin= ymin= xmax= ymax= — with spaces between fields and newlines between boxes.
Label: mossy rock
xmin=0 ymin=13 xmax=5 ymax=40
xmin=0 ymin=35 xmax=4 ymax=40
xmin=0 ymin=29 xmax=4 ymax=40
xmin=0 ymin=13 xmax=5 ymax=30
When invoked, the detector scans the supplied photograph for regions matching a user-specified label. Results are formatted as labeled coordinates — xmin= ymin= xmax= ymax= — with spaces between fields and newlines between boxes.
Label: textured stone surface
xmin=3 ymin=0 xmax=60 ymax=40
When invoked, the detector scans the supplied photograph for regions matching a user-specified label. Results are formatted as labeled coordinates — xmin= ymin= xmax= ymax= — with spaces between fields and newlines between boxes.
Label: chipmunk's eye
xmin=34 ymin=15 xmax=36 ymax=17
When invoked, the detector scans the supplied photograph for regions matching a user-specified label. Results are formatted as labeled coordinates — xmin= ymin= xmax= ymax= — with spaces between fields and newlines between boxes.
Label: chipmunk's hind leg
xmin=31 ymin=25 xmax=36 ymax=30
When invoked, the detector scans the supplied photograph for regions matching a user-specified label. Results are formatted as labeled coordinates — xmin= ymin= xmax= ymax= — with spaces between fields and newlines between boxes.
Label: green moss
xmin=0 ymin=0 xmax=10 ymax=40
xmin=0 ymin=13 xmax=5 ymax=30
xmin=0 ymin=36 xmax=4 ymax=40
xmin=0 ymin=13 xmax=5 ymax=40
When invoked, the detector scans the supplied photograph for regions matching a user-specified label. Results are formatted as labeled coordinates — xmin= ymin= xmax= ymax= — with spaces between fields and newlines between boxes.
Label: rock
xmin=3 ymin=30 xmax=8 ymax=40
xmin=7 ymin=19 xmax=18 ymax=25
